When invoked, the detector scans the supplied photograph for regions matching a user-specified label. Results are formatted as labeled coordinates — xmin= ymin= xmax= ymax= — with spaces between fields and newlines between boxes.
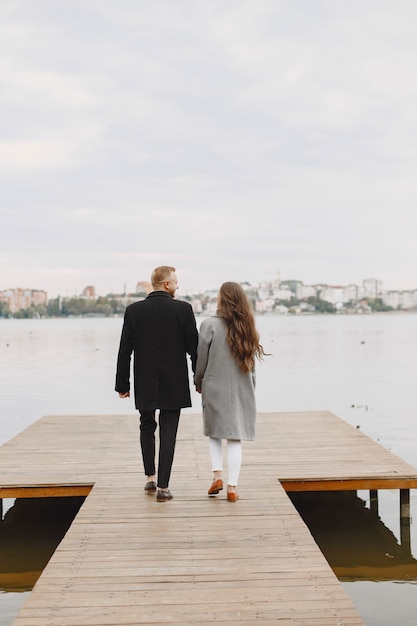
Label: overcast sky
xmin=2 ymin=1 xmax=416 ymax=298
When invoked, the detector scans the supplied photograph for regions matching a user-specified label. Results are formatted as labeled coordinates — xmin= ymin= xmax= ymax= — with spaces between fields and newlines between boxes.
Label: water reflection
xmin=0 ymin=497 xmax=85 ymax=592
xmin=289 ymin=491 xmax=417 ymax=581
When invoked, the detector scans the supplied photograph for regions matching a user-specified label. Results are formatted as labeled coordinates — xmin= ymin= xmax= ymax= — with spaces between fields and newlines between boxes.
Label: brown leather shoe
xmin=144 ymin=481 xmax=157 ymax=493
xmin=227 ymin=490 xmax=239 ymax=502
xmin=208 ymin=479 xmax=223 ymax=495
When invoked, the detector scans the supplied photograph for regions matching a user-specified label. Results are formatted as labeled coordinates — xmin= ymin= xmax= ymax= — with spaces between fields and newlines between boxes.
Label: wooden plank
xmin=0 ymin=485 xmax=92 ymax=498
xmin=281 ymin=477 xmax=417 ymax=491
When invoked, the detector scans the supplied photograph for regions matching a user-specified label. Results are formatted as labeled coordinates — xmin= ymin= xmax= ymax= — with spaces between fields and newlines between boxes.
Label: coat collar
xmin=146 ymin=290 xmax=173 ymax=300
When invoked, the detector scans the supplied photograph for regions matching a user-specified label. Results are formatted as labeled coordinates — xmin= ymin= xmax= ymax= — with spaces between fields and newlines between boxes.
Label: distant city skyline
xmin=1 ymin=272 xmax=416 ymax=300
xmin=2 ymin=261 xmax=416 ymax=301
xmin=2 ymin=273 xmax=417 ymax=315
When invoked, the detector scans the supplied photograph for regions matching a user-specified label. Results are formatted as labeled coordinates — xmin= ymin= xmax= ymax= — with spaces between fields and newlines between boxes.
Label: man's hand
xmin=195 ymin=386 xmax=201 ymax=394
xmin=118 ymin=392 xmax=130 ymax=398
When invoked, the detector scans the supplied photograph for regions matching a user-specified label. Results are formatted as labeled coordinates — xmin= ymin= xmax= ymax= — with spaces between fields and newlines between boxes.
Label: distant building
xmin=82 ymin=286 xmax=96 ymax=298
xmin=256 ymin=298 xmax=275 ymax=313
xmin=400 ymin=291 xmax=417 ymax=309
xmin=0 ymin=288 xmax=48 ymax=313
xmin=344 ymin=284 xmax=364 ymax=303
xmin=189 ymin=299 xmax=203 ymax=314
xmin=363 ymin=278 xmax=383 ymax=299
xmin=382 ymin=290 xmax=400 ymax=309
xmin=383 ymin=290 xmax=417 ymax=310
xmin=296 ymin=284 xmax=317 ymax=299
xmin=258 ymin=280 xmax=293 ymax=301
xmin=319 ymin=285 xmax=346 ymax=305
xmin=281 ymin=280 xmax=303 ymax=295
xmin=135 ymin=281 xmax=152 ymax=294
xmin=205 ymin=298 xmax=218 ymax=314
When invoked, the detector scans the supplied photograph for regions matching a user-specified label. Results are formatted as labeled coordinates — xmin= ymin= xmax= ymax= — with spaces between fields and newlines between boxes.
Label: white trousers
xmin=208 ymin=437 xmax=242 ymax=486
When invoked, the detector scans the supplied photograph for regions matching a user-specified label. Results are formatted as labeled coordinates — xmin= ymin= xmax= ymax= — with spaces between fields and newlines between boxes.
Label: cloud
xmin=0 ymin=140 xmax=76 ymax=167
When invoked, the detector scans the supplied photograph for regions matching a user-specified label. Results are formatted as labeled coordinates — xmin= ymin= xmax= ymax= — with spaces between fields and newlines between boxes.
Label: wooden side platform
xmin=0 ymin=411 xmax=416 ymax=625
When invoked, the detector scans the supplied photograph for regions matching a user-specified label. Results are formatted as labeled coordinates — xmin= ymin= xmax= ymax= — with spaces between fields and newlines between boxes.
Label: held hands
xmin=118 ymin=392 xmax=130 ymax=398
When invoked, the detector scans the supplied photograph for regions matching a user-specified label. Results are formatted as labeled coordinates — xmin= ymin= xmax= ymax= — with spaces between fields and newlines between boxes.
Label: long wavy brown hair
xmin=217 ymin=282 xmax=266 ymax=374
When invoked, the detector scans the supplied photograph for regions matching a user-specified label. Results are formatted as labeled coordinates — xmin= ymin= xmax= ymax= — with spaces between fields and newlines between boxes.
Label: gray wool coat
xmin=194 ymin=316 xmax=256 ymax=441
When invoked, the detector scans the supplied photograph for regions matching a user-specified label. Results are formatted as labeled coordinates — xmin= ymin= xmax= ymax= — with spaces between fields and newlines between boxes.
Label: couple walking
xmin=115 ymin=266 xmax=265 ymax=502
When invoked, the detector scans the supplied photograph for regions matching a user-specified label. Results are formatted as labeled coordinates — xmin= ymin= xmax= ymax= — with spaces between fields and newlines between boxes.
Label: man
xmin=115 ymin=266 xmax=198 ymax=502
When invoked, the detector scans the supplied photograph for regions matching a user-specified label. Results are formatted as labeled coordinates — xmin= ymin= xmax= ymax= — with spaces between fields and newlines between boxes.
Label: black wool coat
xmin=115 ymin=291 xmax=198 ymax=411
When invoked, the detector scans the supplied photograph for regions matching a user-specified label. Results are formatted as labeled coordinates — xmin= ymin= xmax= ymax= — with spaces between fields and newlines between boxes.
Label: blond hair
xmin=151 ymin=266 xmax=176 ymax=288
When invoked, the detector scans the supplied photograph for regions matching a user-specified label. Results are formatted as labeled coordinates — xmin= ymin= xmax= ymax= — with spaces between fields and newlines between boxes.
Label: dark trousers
xmin=139 ymin=409 xmax=181 ymax=489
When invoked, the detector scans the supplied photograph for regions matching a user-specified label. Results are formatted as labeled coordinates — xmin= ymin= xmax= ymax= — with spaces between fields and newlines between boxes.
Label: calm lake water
xmin=0 ymin=313 xmax=416 ymax=625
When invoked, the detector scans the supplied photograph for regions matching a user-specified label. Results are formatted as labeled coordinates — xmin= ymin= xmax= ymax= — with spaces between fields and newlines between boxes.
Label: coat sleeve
xmin=193 ymin=319 xmax=212 ymax=388
xmin=183 ymin=304 xmax=199 ymax=373
xmin=115 ymin=310 xmax=134 ymax=393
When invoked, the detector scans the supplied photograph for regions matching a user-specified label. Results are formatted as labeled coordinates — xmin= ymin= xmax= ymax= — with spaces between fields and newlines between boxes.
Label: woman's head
xmin=217 ymin=282 xmax=253 ymax=322
xmin=217 ymin=281 xmax=265 ymax=373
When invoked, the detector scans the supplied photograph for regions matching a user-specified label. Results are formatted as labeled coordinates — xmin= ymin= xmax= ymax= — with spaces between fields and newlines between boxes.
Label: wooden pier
xmin=1 ymin=410 xmax=417 ymax=625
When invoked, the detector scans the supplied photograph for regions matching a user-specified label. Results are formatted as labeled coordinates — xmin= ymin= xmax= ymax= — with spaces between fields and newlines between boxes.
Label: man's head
xmin=151 ymin=266 xmax=178 ymax=297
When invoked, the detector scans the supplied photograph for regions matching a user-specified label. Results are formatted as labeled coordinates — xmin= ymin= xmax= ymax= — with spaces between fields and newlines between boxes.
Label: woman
xmin=194 ymin=282 xmax=266 ymax=502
